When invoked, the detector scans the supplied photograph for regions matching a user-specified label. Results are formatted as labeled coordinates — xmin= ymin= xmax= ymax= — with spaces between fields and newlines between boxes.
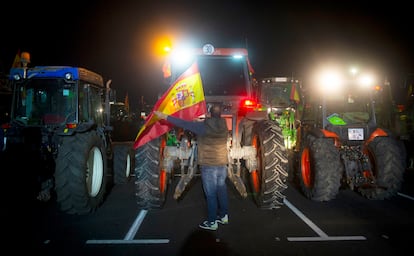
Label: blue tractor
xmin=2 ymin=64 xmax=132 ymax=214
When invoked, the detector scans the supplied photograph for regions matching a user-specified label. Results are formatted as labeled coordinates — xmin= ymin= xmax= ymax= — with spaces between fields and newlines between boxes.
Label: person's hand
xmin=154 ymin=111 xmax=167 ymax=120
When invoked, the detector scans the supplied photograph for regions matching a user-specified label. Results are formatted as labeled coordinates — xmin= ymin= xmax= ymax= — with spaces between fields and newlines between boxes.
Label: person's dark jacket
xmin=166 ymin=116 xmax=229 ymax=166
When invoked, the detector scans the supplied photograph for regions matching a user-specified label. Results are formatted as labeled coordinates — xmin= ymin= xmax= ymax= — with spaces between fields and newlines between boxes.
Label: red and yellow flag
xmin=290 ymin=83 xmax=300 ymax=103
xmin=133 ymin=62 xmax=207 ymax=149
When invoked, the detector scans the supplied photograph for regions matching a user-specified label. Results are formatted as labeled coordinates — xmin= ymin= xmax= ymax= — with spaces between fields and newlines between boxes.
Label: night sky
xmin=2 ymin=0 xmax=413 ymax=108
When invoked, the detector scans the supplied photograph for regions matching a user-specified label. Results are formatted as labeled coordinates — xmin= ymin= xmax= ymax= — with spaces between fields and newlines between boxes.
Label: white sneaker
xmin=199 ymin=220 xmax=218 ymax=230
xmin=217 ymin=214 xmax=228 ymax=224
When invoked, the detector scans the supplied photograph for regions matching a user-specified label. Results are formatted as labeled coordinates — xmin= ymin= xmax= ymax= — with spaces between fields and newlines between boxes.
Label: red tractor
xmin=296 ymin=66 xmax=405 ymax=201
xmin=134 ymin=43 xmax=289 ymax=209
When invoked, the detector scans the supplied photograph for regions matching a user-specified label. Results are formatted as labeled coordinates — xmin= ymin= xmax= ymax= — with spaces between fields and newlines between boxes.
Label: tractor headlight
xmin=317 ymin=69 xmax=345 ymax=93
xmin=13 ymin=73 xmax=22 ymax=81
xmin=356 ymin=74 xmax=375 ymax=88
xmin=65 ymin=72 xmax=73 ymax=80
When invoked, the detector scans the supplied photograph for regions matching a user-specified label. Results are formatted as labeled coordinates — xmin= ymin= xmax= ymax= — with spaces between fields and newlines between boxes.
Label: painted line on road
xmin=397 ymin=192 xmax=414 ymax=200
xmin=286 ymin=236 xmax=366 ymax=242
xmin=85 ymin=209 xmax=170 ymax=245
xmin=86 ymin=239 xmax=170 ymax=244
xmin=124 ymin=209 xmax=148 ymax=240
xmin=283 ymin=198 xmax=366 ymax=242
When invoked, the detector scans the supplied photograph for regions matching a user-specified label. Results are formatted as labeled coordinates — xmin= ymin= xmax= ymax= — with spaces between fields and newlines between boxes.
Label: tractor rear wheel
xmin=298 ymin=135 xmax=342 ymax=201
xmin=358 ymin=136 xmax=404 ymax=199
xmin=113 ymin=143 xmax=133 ymax=185
xmin=250 ymin=120 xmax=288 ymax=209
xmin=134 ymin=136 xmax=169 ymax=209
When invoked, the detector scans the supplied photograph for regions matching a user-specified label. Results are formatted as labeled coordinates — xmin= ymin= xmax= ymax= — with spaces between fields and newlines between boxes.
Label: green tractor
xmin=257 ymin=77 xmax=303 ymax=180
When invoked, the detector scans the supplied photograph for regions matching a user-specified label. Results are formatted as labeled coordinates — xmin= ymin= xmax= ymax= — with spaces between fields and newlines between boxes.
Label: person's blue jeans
xmin=200 ymin=165 xmax=228 ymax=223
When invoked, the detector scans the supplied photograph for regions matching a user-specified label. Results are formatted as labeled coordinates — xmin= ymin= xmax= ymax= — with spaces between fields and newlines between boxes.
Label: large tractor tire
xmin=113 ymin=143 xmax=133 ymax=185
xmin=358 ymin=136 xmax=405 ymax=199
xmin=134 ymin=135 xmax=169 ymax=209
xmin=55 ymin=131 xmax=108 ymax=215
xmin=249 ymin=120 xmax=289 ymax=209
xmin=298 ymin=134 xmax=342 ymax=201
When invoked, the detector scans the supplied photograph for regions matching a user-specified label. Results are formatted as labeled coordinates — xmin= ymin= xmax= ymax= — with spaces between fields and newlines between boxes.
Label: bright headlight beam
xmin=357 ymin=74 xmax=375 ymax=87
xmin=318 ymin=69 xmax=344 ymax=92
xmin=170 ymin=48 xmax=194 ymax=66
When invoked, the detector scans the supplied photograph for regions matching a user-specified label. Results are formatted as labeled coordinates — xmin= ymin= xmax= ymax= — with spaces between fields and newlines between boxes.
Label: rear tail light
xmin=241 ymin=98 xmax=259 ymax=110
xmin=66 ymin=123 xmax=77 ymax=129
xmin=1 ymin=123 xmax=10 ymax=129
xmin=239 ymin=98 xmax=261 ymax=114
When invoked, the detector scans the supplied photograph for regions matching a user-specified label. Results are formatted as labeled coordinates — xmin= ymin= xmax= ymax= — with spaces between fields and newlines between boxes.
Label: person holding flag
xmin=133 ymin=62 xmax=206 ymax=149
xmin=134 ymin=59 xmax=230 ymax=230
xmin=154 ymin=103 xmax=230 ymax=231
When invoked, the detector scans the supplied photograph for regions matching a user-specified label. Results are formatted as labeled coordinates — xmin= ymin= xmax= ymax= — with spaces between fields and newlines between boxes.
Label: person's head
xmin=209 ymin=103 xmax=222 ymax=118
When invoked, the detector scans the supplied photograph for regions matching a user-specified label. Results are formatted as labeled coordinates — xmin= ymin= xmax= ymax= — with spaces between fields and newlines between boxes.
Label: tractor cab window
xmin=259 ymin=83 xmax=291 ymax=108
xmin=13 ymin=79 xmax=77 ymax=125
xmin=80 ymin=83 xmax=104 ymax=125
xmin=326 ymin=91 xmax=371 ymax=124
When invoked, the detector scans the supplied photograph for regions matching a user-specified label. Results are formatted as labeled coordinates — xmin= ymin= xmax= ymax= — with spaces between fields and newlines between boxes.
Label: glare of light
xmin=317 ymin=69 xmax=344 ymax=92
xmin=163 ymin=46 xmax=171 ymax=53
xmin=357 ymin=74 xmax=375 ymax=88
xmin=170 ymin=47 xmax=195 ymax=66
xmin=349 ymin=66 xmax=358 ymax=76
xmin=374 ymin=85 xmax=382 ymax=91
xmin=154 ymin=36 xmax=173 ymax=57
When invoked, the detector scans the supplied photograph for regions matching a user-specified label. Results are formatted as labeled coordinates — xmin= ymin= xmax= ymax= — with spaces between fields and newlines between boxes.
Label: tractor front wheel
xmin=55 ymin=131 xmax=107 ymax=214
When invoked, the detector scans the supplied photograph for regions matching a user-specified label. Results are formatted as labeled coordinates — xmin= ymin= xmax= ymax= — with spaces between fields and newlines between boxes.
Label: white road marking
xmin=397 ymin=192 xmax=414 ymax=200
xmin=85 ymin=209 xmax=170 ymax=245
xmin=86 ymin=239 xmax=169 ymax=244
xmin=124 ymin=209 xmax=148 ymax=240
xmin=86 ymin=192 xmax=407 ymax=244
xmin=283 ymin=198 xmax=366 ymax=242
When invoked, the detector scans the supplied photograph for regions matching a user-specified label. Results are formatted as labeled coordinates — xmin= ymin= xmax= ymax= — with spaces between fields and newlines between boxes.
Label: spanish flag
xmin=133 ymin=62 xmax=207 ymax=149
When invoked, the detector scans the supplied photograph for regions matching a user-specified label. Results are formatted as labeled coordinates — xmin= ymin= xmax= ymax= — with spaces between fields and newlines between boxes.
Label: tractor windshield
xmin=259 ymin=83 xmax=292 ymax=108
xmin=12 ymin=79 xmax=77 ymax=125
xmin=326 ymin=89 xmax=371 ymax=124
xmin=197 ymin=57 xmax=249 ymax=96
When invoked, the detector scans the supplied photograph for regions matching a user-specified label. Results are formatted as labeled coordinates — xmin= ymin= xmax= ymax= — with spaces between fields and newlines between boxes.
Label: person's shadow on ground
xmin=179 ymin=228 xmax=233 ymax=256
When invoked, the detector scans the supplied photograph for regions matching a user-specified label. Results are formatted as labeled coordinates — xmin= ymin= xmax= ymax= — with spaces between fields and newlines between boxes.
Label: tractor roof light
xmin=349 ymin=66 xmax=359 ymax=76
xmin=314 ymin=66 xmax=378 ymax=94
xmin=374 ymin=85 xmax=382 ymax=91
xmin=356 ymin=73 xmax=376 ymax=88
xmin=317 ymin=69 xmax=344 ymax=93
xmin=13 ymin=73 xmax=22 ymax=81
xmin=169 ymin=48 xmax=195 ymax=66
xmin=65 ymin=72 xmax=73 ymax=80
